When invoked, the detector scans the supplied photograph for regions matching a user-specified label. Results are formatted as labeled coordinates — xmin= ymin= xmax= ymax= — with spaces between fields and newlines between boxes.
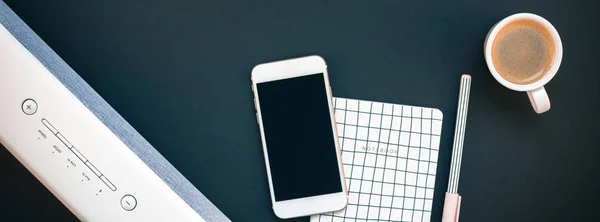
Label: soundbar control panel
xmin=42 ymin=118 xmax=118 ymax=192
xmin=0 ymin=23 xmax=204 ymax=221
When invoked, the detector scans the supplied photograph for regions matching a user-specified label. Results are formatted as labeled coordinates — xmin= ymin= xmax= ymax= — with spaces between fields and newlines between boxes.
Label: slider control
xmin=42 ymin=119 xmax=58 ymax=135
xmin=100 ymin=175 xmax=117 ymax=191
xmin=40 ymin=118 xmax=117 ymax=192
xmin=70 ymin=147 xmax=88 ymax=163
xmin=85 ymin=161 xmax=102 ymax=177
xmin=56 ymin=133 xmax=73 ymax=148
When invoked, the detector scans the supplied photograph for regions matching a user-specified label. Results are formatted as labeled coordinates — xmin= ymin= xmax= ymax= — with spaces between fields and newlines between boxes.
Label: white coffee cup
xmin=484 ymin=13 xmax=563 ymax=114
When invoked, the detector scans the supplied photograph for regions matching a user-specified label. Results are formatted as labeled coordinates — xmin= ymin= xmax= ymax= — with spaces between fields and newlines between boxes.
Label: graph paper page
xmin=311 ymin=98 xmax=443 ymax=222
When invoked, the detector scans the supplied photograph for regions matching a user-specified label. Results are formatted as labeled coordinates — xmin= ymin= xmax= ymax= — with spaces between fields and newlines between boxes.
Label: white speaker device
xmin=0 ymin=2 xmax=229 ymax=221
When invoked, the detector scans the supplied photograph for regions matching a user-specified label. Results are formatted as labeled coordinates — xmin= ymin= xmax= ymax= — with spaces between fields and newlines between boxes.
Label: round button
xmin=121 ymin=194 xmax=137 ymax=211
xmin=22 ymin=99 xmax=38 ymax=115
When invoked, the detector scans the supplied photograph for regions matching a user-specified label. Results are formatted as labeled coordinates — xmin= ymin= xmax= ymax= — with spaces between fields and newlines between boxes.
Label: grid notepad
xmin=311 ymin=98 xmax=443 ymax=222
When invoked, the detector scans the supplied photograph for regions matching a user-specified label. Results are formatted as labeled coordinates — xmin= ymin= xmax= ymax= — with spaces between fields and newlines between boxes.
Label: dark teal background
xmin=1 ymin=0 xmax=599 ymax=221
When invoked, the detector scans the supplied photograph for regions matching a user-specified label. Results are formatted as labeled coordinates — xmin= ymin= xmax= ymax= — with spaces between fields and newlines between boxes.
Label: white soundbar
xmin=0 ymin=3 xmax=227 ymax=221
xmin=0 ymin=22 xmax=206 ymax=222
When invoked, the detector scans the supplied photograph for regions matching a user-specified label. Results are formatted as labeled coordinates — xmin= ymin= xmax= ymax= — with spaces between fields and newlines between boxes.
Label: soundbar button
xmin=22 ymin=99 xmax=37 ymax=115
xmin=100 ymin=175 xmax=117 ymax=191
xmin=121 ymin=195 xmax=137 ymax=211
xmin=85 ymin=161 xmax=101 ymax=177
xmin=42 ymin=119 xmax=58 ymax=135
xmin=70 ymin=147 xmax=88 ymax=163
xmin=56 ymin=133 xmax=73 ymax=148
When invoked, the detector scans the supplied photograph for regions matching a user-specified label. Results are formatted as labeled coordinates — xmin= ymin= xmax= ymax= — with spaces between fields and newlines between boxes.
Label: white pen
xmin=442 ymin=74 xmax=472 ymax=222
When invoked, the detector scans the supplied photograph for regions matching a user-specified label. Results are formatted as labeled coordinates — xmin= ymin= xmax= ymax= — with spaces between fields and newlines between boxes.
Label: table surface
xmin=1 ymin=0 xmax=599 ymax=221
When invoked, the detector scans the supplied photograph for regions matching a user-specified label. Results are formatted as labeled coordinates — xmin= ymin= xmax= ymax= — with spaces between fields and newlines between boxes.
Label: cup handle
xmin=527 ymin=87 xmax=551 ymax=114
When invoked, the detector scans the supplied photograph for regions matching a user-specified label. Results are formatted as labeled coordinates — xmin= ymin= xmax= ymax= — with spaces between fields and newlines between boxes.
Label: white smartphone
xmin=251 ymin=55 xmax=348 ymax=219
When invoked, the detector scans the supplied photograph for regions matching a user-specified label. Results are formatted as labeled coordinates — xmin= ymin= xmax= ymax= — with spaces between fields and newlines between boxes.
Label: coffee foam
xmin=492 ymin=19 xmax=555 ymax=85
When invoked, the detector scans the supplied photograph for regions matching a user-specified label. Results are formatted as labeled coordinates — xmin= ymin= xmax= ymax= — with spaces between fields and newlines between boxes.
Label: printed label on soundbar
xmin=52 ymin=145 xmax=62 ymax=153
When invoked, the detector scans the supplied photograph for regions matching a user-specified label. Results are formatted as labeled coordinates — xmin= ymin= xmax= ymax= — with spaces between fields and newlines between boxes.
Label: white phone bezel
xmin=251 ymin=55 xmax=348 ymax=219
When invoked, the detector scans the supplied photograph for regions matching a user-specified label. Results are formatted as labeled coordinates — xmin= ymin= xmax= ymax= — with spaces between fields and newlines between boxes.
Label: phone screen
xmin=257 ymin=73 xmax=343 ymax=201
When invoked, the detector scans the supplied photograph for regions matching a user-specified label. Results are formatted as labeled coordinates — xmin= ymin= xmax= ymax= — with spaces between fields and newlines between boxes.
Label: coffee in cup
xmin=492 ymin=19 xmax=555 ymax=85
xmin=485 ymin=13 xmax=563 ymax=114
